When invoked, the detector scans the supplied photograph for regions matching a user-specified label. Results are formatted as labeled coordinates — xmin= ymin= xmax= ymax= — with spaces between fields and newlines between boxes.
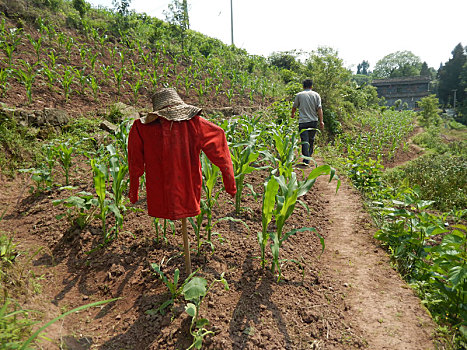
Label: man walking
xmin=291 ymin=79 xmax=324 ymax=166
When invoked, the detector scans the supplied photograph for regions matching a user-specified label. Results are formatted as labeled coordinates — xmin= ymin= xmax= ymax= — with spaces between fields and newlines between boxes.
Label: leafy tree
xmin=111 ymin=0 xmax=132 ymax=34
xmin=304 ymin=47 xmax=352 ymax=134
xmin=305 ymin=47 xmax=351 ymax=109
xmin=417 ymin=94 xmax=441 ymax=127
xmin=437 ymin=43 xmax=466 ymax=107
xmin=356 ymin=60 xmax=369 ymax=75
xmin=372 ymin=51 xmax=422 ymax=79
xmin=72 ymin=0 xmax=88 ymax=18
xmin=268 ymin=51 xmax=302 ymax=72
xmin=165 ymin=0 xmax=190 ymax=50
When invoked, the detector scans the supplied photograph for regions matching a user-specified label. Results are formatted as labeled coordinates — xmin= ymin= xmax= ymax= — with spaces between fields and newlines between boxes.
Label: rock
xmin=111 ymin=102 xmax=140 ymax=121
xmin=100 ymin=120 xmax=117 ymax=133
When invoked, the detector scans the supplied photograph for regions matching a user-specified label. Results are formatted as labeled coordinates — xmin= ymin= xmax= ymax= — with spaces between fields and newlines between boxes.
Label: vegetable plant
xmin=183 ymin=274 xmax=229 ymax=349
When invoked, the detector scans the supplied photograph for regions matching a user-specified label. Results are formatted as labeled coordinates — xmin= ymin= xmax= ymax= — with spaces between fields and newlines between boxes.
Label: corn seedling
xmin=55 ymin=142 xmax=75 ymax=186
xmin=26 ymin=34 xmax=42 ymax=63
xmin=91 ymin=159 xmax=123 ymax=242
xmin=61 ymin=66 xmax=75 ymax=102
xmin=0 ymin=27 xmax=23 ymax=67
xmin=113 ymin=67 xmax=125 ymax=97
xmin=200 ymin=153 xmax=220 ymax=247
xmin=153 ymin=218 xmax=175 ymax=244
xmin=230 ymin=131 xmax=261 ymax=215
xmin=14 ymin=60 xmax=37 ymax=104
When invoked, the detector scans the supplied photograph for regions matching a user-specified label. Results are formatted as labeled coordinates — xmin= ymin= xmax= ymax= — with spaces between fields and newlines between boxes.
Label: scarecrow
xmin=128 ymin=88 xmax=236 ymax=273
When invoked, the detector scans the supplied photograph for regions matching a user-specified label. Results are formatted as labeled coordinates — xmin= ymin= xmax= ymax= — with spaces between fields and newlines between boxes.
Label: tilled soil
xmin=0 ymin=150 xmax=438 ymax=349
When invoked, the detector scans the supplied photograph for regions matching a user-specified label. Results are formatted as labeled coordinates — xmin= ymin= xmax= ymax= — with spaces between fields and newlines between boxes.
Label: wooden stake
xmin=181 ymin=217 xmax=192 ymax=275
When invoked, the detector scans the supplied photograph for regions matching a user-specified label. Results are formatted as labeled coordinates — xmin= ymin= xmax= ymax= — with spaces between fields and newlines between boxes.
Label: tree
xmin=165 ymin=0 xmax=190 ymax=50
xmin=437 ymin=43 xmax=466 ymax=107
xmin=72 ymin=0 xmax=88 ymax=18
xmin=372 ymin=51 xmax=422 ymax=79
xmin=357 ymin=60 xmax=369 ymax=75
xmin=268 ymin=50 xmax=302 ymax=72
xmin=305 ymin=47 xmax=352 ymax=134
xmin=417 ymin=94 xmax=441 ymax=127
xmin=111 ymin=0 xmax=132 ymax=34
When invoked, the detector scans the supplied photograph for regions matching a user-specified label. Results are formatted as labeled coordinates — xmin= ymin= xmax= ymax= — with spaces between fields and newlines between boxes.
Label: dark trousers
xmin=299 ymin=121 xmax=318 ymax=164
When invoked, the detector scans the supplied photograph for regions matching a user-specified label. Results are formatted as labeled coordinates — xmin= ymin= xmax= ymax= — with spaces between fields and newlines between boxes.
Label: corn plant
xmin=183 ymin=274 xmax=229 ymax=349
xmin=0 ymin=68 xmax=10 ymax=96
xmin=230 ymin=131 xmax=261 ymax=215
xmin=26 ymin=34 xmax=42 ymax=63
xmin=128 ymin=79 xmax=143 ymax=104
xmin=61 ymin=66 xmax=75 ymax=102
xmin=259 ymin=166 xmax=338 ymax=279
xmin=200 ymin=153 xmax=220 ymax=246
xmin=188 ymin=200 xmax=208 ymax=255
xmin=149 ymin=69 xmax=158 ymax=92
xmin=14 ymin=60 xmax=37 ymax=104
xmin=90 ymin=159 xmax=123 ymax=242
xmin=113 ymin=67 xmax=125 ymax=96
xmin=108 ymin=153 xmax=128 ymax=211
xmin=55 ymin=142 xmax=75 ymax=186
xmin=65 ymin=37 xmax=74 ymax=61
xmin=0 ymin=27 xmax=23 ymax=67
xmin=88 ymin=76 xmax=100 ymax=100
xmin=41 ymin=61 xmax=57 ymax=91
xmin=153 ymin=218 xmax=175 ymax=244
xmin=75 ymin=68 xmax=89 ymax=95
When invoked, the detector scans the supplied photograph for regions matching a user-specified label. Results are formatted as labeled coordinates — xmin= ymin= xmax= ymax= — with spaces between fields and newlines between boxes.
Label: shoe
xmin=296 ymin=163 xmax=308 ymax=168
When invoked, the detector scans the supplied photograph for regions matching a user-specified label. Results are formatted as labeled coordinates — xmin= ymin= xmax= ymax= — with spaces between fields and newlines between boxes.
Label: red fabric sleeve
xmin=197 ymin=117 xmax=237 ymax=196
xmin=128 ymin=120 xmax=145 ymax=204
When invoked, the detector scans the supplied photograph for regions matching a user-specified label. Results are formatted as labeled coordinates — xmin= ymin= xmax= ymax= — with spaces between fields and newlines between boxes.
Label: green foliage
xmin=0 ymin=299 xmax=36 ymax=349
xmin=373 ymin=189 xmax=466 ymax=345
xmin=305 ymin=47 xmax=351 ymax=111
xmin=345 ymin=149 xmax=384 ymax=194
xmin=258 ymin=166 xmax=337 ymax=279
xmin=417 ymin=95 xmax=442 ymax=127
xmin=438 ymin=43 xmax=466 ymax=107
xmin=147 ymin=263 xmax=197 ymax=315
xmin=183 ymin=274 xmax=229 ymax=349
xmin=72 ymin=0 xmax=88 ymax=18
xmin=372 ymin=50 xmax=422 ymax=79
xmin=383 ymin=154 xmax=467 ymax=212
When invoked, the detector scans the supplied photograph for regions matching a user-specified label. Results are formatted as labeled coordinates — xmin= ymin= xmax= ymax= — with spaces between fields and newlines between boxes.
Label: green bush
xmin=383 ymin=154 xmax=467 ymax=211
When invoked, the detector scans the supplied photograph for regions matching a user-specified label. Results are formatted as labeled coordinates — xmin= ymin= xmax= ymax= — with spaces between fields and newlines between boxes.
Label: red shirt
xmin=128 ymin=115 xmax=236 ymax=219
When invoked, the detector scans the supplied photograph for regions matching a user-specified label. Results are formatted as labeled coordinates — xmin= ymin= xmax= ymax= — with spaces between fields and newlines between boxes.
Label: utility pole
xmin=230 ymin=0 xmax=234 ymax=45
xmin=452 ymin=89 xmax=457 ymax=109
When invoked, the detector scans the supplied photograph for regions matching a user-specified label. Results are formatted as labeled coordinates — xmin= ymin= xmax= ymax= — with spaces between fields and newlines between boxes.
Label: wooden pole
xmin=181 ymin=217 xmax=192 ymax=275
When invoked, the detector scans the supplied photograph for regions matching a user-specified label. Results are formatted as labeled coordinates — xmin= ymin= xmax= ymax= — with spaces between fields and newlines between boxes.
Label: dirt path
xmin=315 ymin=176 xmax=437 ymax=349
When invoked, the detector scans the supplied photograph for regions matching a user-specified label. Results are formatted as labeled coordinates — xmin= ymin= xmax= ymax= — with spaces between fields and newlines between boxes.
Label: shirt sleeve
xmin=316 ymin=93 xmax=322 ymax=109
xmin=197 ymin=116 xmax=237 ymax=196
xmin=292 ymin=93 xmax=300 ymax=108
xmin=128 ymin=120 xmax=145 ymax=203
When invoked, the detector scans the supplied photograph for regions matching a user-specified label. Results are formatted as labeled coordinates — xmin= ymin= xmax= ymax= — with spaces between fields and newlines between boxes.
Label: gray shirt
xmin=293 ymin=89 xmax=322 ymax=123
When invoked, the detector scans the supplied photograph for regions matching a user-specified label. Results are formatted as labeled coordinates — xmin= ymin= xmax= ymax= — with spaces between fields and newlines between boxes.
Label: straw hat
xmin=141 ymin=88 xmax=202 ymax=124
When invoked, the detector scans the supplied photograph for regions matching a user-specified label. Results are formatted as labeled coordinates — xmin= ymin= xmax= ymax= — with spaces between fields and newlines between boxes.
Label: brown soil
xmin=0 ymin=145 xmax=439 ymax=350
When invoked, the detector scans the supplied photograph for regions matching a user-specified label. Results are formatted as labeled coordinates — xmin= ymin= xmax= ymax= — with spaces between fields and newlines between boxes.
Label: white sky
xmin=87 ymin=0 xmax=467 ymax=72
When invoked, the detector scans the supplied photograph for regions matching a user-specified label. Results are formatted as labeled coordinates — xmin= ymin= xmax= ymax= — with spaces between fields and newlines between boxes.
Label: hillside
xmin=1 ymin=1 xmax=465 ymax=350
